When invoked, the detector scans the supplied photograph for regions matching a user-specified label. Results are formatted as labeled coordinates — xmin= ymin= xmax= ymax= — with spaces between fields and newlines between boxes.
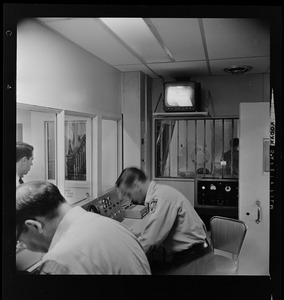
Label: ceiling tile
xmin=36 ymin=17 xmax=271 ymax=79
xmin=203 ymin=18 xmax=270 ymax=60
xmin=149 ymin=61 xmax=209 ymax=78
xmin=114 ymin=64 xmax=159 ymax=78
xmin=100 ymin=18 xmax=171 ymax=63
xmin=37 ymin=18 xmax=141 ymax=65
xmin=149 ymin=18 xmax=206 ymax=61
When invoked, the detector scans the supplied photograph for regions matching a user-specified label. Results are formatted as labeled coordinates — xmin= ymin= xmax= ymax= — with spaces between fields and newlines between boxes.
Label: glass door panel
xmin=64 ymin=114 xmax=91 ymax=204
xmin=17 ymin=105 xmax=56 ymax=183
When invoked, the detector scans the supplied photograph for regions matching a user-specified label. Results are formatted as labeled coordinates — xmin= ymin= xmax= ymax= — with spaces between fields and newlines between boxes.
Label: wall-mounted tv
xmin=163 ymin=81 xmax=201 ymax=112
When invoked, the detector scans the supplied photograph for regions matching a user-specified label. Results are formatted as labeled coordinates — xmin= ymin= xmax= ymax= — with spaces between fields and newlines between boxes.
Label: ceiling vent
xmin=223 ymin=65 xmax=253 ymax=75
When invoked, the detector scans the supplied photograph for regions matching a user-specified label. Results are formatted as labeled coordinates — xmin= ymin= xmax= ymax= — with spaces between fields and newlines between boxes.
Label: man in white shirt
xmin=116 ymin=167 xmax=213 ymax=275
xmin=16 ymin=142 xmax=34 ymax=186
xmin=16 ymin=181 xmax=151 ymax=275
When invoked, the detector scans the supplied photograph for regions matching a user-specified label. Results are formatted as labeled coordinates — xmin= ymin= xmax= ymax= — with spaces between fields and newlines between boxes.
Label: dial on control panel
xmin=87 ymin=195 xmax=124 ymax=222
xmin=197 ymin=180 xmax=238 ymax=207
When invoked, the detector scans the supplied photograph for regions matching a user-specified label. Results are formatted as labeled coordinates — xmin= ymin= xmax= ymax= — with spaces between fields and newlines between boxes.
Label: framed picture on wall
xmin=65 ymin=120 xmax=87 ymax=181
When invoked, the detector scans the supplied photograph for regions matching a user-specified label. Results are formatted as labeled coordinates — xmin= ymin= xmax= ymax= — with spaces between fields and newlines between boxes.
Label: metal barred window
xmin=154 ymin=117 xmax=239 ymax=179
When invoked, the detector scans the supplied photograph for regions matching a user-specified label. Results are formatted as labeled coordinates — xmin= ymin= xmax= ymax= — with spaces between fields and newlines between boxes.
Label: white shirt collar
xmin=144 ymin=181 xmax=157 ymax=205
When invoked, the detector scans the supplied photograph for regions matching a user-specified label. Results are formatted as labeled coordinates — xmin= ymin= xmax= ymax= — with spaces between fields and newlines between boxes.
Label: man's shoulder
xmin=152 ymin=183 xmax=181 ymax=201
xmin=155 ymin=182 xmax=178 ymax=193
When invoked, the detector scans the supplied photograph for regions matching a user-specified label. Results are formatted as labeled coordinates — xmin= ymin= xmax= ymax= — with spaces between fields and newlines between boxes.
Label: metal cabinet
xmin=238 ymin=102 xmax=270 ymax=275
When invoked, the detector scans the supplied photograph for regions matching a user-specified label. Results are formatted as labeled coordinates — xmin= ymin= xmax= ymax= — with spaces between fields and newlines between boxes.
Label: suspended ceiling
xmin=36 ymin=17 xmax=270 ymax=80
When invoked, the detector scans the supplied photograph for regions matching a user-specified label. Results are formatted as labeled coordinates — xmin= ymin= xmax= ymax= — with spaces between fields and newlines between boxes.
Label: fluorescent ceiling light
xmin=99 ymin=18 xmax=170 ymax=63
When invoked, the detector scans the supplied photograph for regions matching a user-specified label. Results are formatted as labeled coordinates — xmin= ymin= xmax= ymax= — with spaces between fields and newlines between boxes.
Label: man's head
xmin=116 ymin=167 xmax=149 ymax=205
xmin=16 ymin=142 xmax=34 ymax=177
xmin=16 ymin=181 xmax=69 ymax=253
xmin=231 ymin=138 xmax=239 ymax=151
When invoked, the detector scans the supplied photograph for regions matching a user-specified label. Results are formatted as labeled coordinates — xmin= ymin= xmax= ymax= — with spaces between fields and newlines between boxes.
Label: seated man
xmin=115 ymin=167 xmax=213 ymax=275
xmin=223 ymin=138 xmax=239 ymax=177
xmin=16 ymin=181 xmax=151 ymax=275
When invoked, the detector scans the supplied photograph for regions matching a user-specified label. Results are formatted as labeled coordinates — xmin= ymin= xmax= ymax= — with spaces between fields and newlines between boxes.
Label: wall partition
xmin=17 ymin=104 xmax=59 ymax=184
xmin=17 ymin=103 xmax=122 ymax=205
xmin=154 ymin=116 xmax=239 ymax=179
xmin=61 ymin=113 xmax=93 ymax=204
xmin=102 ymin=118 xmax=120 ymax=193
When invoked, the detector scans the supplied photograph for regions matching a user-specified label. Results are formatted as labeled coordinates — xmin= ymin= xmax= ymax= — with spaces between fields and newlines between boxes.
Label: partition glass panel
xmin=154 ymin=117 xmax=239 ymax=179
xmin=64 ymin=114 xmax=91 ymax=204
xmin=65 ymin=120 xmax=86 ymax=181
xmin=16 ymin=105 xmax=57 ymax=183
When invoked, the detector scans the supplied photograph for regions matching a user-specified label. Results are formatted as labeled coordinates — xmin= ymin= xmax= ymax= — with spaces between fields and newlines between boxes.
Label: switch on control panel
xmin=196 ymin=179 xmax=238 ymax=207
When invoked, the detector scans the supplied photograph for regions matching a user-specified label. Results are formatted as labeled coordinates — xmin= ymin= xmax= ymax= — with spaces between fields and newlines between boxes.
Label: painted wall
xmin=156 ymin=179 xmax=195 ymax=206
xmin=152 ymin=73 xmax=270 ymax=200
xmin=17 ymin=108 xmax=31 ymax=142
xmin=102 ymin=119 xmax=118 ymax=192
xmin=17 ymin=18 xmax=122 ymax=115
xmin=16 ymin=18 xmax=271 ymax=203
xmin=122 ymin=72 xmax=142 ymax=169
xmin=152 ymin=73 xmax=270 ymax=116
xmin=16 ymin=18 xmax=123 ymax=201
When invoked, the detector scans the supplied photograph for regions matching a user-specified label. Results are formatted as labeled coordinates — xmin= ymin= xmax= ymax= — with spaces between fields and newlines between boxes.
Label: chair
xmin=205 ymin=216 xmax=248 ymax=275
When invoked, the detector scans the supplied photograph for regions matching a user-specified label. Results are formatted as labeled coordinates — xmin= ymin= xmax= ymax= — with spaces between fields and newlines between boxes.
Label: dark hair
xmin=115 ymin=167 xmax=147 ymax=188
xmin=16 ymin=181 xmax=66 ymax=237
xmin=16 ymin=142 xmax=34 ymax=162
xmin=232 ymin=138 xmax=239 ymax=148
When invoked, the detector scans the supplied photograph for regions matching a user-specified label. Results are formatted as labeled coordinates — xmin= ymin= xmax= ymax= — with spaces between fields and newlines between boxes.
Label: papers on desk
xmin=122 ymin=204 xmax=148 ymax=219
xmin=122 ymin=212 xmax=149 ymax=237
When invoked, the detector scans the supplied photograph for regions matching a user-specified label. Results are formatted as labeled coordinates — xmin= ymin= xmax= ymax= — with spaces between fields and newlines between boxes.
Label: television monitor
xmin=163 ymin=81 xmax=201 ymax=112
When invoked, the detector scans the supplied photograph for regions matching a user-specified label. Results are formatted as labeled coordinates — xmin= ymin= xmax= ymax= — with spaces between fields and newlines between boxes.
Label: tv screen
xmin=163 ymin=81 xmax=200 ymax=112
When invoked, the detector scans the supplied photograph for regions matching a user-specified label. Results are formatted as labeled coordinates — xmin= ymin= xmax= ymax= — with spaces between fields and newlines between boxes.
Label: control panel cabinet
xmin=196 ymin=179 xmax=238 ymax=207
xmin=194 ymin=178 xmax=238 ymax=229
xmin=82 ymin=189 xmax=124 ymax=222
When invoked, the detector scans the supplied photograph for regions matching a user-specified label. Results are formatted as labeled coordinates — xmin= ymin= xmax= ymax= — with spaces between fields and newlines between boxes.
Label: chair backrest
xmin=210 ymin=216 xmax=248 ymax=256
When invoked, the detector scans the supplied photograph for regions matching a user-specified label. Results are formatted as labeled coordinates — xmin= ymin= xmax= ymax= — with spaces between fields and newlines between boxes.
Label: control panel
xmin=195 ymin=179 xmax=238 ymax=207
xmin=82 ymin=189 xmax=124 ymax=222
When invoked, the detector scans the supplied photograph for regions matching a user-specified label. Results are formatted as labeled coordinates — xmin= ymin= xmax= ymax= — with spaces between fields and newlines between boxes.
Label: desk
xmin=121 ymin=213 xmax=149 ymax=237
xmin=16 ymin=213 xmax=150 ymax=273
xmin=16 ymin=249 xmax=43 ymax=273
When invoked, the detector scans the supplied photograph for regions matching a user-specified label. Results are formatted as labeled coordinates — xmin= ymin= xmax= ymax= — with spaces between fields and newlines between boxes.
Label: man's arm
xmin=38 ymin=260 xmax=72 ymax=274
xmin=138 ymin=198 xmax=178 ymax=253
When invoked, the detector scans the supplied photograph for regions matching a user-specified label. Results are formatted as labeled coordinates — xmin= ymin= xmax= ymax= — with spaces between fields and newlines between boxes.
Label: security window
xmin=154 ymin=117 xmax=239 ymax=179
